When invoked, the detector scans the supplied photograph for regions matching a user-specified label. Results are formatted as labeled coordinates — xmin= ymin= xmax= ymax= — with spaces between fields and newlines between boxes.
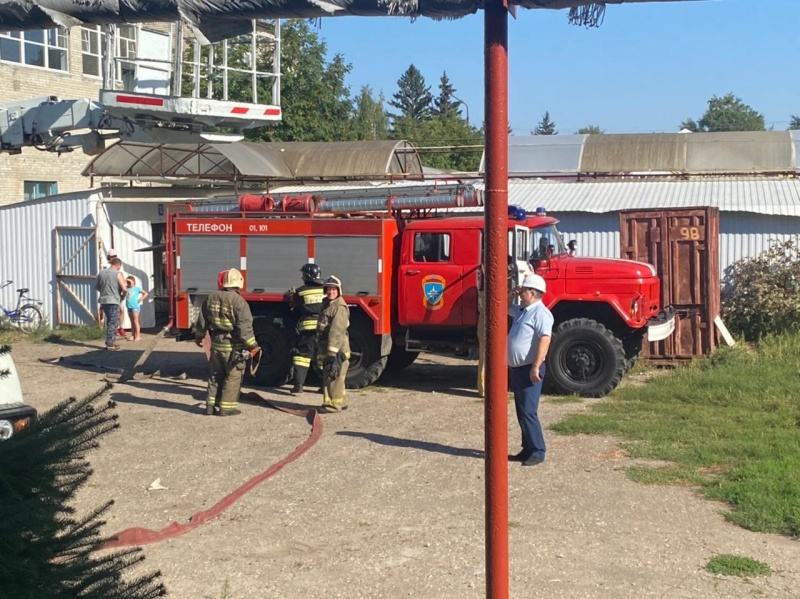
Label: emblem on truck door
xmin=422 ymin=275 xmax=446 ymax=310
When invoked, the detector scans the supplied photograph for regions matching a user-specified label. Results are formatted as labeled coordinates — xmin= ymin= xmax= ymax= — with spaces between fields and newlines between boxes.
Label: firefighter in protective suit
xmin=289 ymin=263 xmax=325 ymax=394
xmin=316 ymin=276 xmax=350 ymax=413
xmin=194 ymin=268 xmax=259 ymax=416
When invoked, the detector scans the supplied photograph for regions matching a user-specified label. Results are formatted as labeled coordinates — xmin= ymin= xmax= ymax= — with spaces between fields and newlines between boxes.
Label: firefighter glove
xmin=324 ymin=356 xmax=340 ymax=383
xmin=194 ymin=337 xmax=204 ymax=348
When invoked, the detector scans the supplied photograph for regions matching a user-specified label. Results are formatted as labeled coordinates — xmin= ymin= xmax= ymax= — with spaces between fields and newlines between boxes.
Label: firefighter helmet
xmin=222 ymin=268 xmax=244 ymax=290
xmin=300 ymin=263 xmax=322 ymax=284
xmin=323 ymin=275 xmax=343 ymax=294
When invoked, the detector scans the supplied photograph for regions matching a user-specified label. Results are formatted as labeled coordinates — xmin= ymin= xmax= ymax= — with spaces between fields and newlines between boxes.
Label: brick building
xmin=0 ymin=25 xmax=169 ymax=206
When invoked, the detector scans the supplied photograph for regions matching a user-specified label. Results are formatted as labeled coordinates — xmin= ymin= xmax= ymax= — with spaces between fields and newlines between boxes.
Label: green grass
xmin=0 ymin=324 xmax=105 ymax=345
xmin=705 ymin=554 xmax=771 ymax=577
xmin=552 ymin=335 xmax=800 ymax=537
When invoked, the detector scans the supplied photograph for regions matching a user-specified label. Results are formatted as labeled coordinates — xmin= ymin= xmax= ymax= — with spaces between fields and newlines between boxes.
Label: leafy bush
xmin=721 ymin=235 xmax=800 ymax=341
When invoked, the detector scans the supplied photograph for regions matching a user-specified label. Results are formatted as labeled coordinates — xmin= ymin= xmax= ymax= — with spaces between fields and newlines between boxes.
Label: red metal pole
xmin=484 ymin=2 xmax=509 ymax=598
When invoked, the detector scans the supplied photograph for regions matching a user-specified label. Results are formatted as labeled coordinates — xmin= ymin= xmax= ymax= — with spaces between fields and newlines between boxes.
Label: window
xmin=413 ymin=233 xmax=451 ymax=263
xmin=0 ymin=28 xmax=67 ymax=71
xmin=531 ymin=225 xmax=566 ymax=260
xmin=81 ymin=25 xmax=137 ymax=86
xmin=81 ymin=26 xmax=102 ymax=77
xmin=24 ymin=181 xmax=57 ymax=201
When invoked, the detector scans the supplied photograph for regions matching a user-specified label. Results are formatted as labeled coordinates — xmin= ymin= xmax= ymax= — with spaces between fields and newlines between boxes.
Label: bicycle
xmin=0 ymin=281 xmax=44 ymax=332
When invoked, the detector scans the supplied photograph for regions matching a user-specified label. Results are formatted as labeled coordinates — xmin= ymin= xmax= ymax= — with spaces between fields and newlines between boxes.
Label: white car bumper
xmin=647 ymin=307 xmax=676 ymax=342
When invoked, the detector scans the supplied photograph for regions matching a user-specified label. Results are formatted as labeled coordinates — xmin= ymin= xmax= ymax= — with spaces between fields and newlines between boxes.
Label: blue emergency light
xmin=508 ymin=205 xmax=527 ymax=221
xmin=535 ymin=206 xmax=547 ymax=216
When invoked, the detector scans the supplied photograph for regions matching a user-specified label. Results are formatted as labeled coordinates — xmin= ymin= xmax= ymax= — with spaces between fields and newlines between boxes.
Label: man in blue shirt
xmin=507 ymin=273 xmax=554 ymax=466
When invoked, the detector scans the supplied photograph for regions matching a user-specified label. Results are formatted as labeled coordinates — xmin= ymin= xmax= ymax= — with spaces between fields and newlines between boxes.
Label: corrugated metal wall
xmin=719 ymin=214 xmax=800 ymax=279
xmin=0 ymin=191 xmax=99 ymax=327
xmin=551 ymin=213 xmax=620 ymax=260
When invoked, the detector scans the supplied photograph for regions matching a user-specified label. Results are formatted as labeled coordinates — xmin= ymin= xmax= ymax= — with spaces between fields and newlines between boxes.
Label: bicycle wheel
xmin=16 ymin=304 xmax=43 ymax=332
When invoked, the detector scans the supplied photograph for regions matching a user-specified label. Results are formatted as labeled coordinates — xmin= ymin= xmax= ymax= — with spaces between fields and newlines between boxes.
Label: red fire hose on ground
xmin=101 ymin=392 xmax=322 ymax=550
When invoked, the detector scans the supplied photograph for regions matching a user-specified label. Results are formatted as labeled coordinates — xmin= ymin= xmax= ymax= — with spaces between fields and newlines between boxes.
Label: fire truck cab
xmin=167 ymin=188 xmax=674 ymax=397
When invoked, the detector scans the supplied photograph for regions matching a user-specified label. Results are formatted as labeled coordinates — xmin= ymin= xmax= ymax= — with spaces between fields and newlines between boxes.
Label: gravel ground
xmin=10 ymin=333 xmax=800 ymax=598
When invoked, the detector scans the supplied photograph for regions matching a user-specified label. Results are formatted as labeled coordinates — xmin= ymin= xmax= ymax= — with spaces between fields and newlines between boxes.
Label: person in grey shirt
xmin=507 ymin=273 xmax=554 ymax=466
xmin=95 ymin=257 xmax=127 ymax=350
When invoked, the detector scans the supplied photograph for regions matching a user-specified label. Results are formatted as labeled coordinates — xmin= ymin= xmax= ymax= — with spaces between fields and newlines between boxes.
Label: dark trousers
xmin=101 ymin=303 xmax=120 ymax=347
xmin=510 ymin=363 xmax=546 ymax=460
xmin=207 ymin=349 xmax=245 ymax=413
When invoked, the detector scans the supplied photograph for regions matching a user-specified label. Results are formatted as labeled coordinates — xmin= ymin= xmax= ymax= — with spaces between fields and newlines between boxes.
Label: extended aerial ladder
xmin=0 ymin=20 xmax=281 ymax=155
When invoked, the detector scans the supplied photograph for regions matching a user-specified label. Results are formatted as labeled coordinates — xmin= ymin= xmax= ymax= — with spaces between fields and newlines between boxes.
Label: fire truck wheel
xmin=385 ymin=347 xmax=420 ymax=373
xmin=547 ymin=318 xmax=625 ymax=398
xmin=248 ymin=319 xmax=292 ymax=387
xmin=345 ymin=318 xmax=387 ymax=389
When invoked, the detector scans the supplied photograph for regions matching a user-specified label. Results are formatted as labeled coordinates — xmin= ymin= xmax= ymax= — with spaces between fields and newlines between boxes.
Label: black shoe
xmin=522 ymin=455 xmax=545 ymax=467
xmin=508 ymin=450 xmax=531 ymax=462
xmin=291 ymin=385 xmax=303 ymax=395
xmin=205 ymin=405 xmax=215 ymax=416
xmin=218 ymin=409 xmax=241 ymax=417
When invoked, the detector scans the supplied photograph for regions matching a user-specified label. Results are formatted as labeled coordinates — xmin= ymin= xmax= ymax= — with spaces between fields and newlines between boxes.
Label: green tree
xmin=392 ymin=116 xmax=483 ymax=172
xmin=247 ymin=20 xmax=354 ymax=142
xmin=722 ymin=236 xmax=800 ymax=340
xmin=432 ymin=72 xmax=462 ymax=120
xmin=352 ymin=85 xmax=389 ymax=140
xmin=0 ymin=382 xmax=166 ymax=598
xmin=577 ymin=125 xmax=603 ymax=134
xmin=680 ymin=93 xmax=766 ymax=132
xmin=389 ymin=64 xmax=433 ymax=122
xmin=789 ymin=115 xmax=800 ymax=130
xmin=533 ymin=111 xmax=558 ymax=135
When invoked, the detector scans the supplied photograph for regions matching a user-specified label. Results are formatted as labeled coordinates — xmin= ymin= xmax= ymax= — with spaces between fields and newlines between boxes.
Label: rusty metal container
xmin=620 ymin=207 xmax=720 ymax=361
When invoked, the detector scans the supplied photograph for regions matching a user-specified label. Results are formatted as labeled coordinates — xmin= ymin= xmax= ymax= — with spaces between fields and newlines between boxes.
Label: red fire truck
xmin=166 ymin=186 xmax=674 ymax=397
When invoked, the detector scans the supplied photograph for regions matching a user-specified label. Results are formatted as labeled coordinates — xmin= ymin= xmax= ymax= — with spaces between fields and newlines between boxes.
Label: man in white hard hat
xmin=507 ymin=273 xmax=554 ymax=466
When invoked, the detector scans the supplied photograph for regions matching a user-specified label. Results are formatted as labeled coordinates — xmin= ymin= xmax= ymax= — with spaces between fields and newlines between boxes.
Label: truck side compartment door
xmin=398 ymin=231 xmax=464 ymax=327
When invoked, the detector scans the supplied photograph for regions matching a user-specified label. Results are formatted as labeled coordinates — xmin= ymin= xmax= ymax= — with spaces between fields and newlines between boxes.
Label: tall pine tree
xmin=433 ymin=72 xmax=462 ymax=120
xmin=389 ymin=64 xmax=433 ymax=122
xmin=533 ymin=111 xmax=558 ymax=135
xmin=0 ymin=381 xmax=166 ymax=598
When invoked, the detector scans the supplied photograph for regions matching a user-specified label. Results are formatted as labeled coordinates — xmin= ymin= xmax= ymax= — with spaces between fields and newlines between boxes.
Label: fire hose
xmin=101 ymin=392 xmax=321 ymax=550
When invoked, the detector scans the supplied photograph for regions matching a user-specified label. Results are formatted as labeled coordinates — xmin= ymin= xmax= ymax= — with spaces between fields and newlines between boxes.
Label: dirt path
xmin=11 ymin=335 xmax=800 ymax=598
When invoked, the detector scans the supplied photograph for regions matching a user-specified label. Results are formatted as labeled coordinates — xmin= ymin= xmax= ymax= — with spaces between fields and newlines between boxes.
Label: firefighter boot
xmin=291 ymin=365 xmax=309 ymax=394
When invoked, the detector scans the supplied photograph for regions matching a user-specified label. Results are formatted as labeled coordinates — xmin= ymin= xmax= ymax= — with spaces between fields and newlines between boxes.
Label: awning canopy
xmin=0 ymin=1 xmax=696 ymax=43
xmin=82 ymin=140 xmax=424 ymax=183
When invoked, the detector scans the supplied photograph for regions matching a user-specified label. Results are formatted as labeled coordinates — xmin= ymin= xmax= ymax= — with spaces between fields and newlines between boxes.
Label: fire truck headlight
xmin=630 ymin=299 xmax=639 ymax=318
xmin=0 ymin=420 xmax=14 ymax=441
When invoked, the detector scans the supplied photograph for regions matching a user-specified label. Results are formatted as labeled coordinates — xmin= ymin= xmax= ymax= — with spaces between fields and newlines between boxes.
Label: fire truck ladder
xmin=0 ymin=20 xmax=281 ymax=155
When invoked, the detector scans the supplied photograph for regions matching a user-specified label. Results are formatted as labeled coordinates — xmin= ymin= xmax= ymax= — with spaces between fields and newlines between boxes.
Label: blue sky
xmin=313 ymin=0 xmax=799 ymax=134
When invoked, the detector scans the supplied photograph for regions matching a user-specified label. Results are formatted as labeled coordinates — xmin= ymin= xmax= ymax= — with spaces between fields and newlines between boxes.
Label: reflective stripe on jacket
xmin=316 ymin=296 xmax=350 ymax=358
xmin=294 ymin=283 xmax=324 ymax=332
xmin=194 ymin=289 xmax=257 ymax=352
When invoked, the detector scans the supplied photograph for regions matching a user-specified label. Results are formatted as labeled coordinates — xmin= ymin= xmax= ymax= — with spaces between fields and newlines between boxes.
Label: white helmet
xmin=521 ymin=273 xmax=546 ymax=293
xmin=222 ymin=268 xmax=244 ymax=290
xmin=323 ymin=275 xmax=343 ymax=294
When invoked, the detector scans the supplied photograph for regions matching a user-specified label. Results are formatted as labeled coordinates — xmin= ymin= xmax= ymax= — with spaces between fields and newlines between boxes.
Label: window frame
xmin=412 ymin=232 xmax=452 ymax=263
xmin=23 ymin=181 xmax=58 ymax=202
xmin=0 ymin=28 xmax=68 ymax=72
xmin=80 ymin=24 xmax=138 ymax=84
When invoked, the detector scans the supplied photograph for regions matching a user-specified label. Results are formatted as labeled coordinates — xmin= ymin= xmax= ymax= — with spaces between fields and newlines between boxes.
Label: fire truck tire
xmin=385 ymin=347 xmax=420 ymax=373
xmin=547 ymin=318 xmax=625 ymax=398
xmin=248 ymin=319 xmax=293 ymax=387
xmin=345 ymin=318 xmax=387 ymax=389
